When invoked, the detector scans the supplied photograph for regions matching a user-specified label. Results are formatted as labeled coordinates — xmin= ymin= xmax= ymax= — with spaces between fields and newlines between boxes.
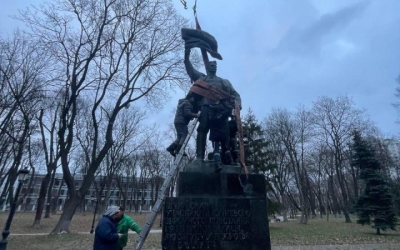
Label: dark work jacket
xmin=208 ymin=102 xmax=233 ymax=142
xmin=93 ymin=215 xmax=119 ymax=250
xmin=174 ymin=99 xmax=197 ymax=125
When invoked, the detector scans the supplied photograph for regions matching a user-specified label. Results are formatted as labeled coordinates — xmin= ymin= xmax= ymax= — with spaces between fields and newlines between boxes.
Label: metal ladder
xmin=134 ymin=115 xmax=199 ymax=250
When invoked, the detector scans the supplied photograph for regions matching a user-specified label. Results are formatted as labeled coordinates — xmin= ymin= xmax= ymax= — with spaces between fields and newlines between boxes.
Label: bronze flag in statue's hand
xmin=181 ymin=28 xmax=223 ymax=60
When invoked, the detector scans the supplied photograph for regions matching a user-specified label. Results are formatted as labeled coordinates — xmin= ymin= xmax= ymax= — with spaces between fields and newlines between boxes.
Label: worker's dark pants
xmin=168 ymin=123 xmax=188 ymax=153
xmin=174 ymin=123 xmax=188 ymax=147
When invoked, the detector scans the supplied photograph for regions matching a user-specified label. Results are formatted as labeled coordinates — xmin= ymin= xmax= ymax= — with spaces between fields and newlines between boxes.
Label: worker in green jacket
xmin=117 ymin=206 xmax=142 ymax=250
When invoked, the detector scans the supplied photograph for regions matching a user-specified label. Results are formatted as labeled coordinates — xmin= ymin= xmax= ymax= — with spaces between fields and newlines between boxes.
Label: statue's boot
xmin=166 ymin=142 xmax=177 ymax=157
xmin=214 ymin=153 xmax=222 ymax=173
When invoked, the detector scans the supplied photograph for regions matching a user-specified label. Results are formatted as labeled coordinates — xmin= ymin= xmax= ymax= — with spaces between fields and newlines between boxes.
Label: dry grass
xmin=2 ymin=211 xmax=161 ymax=234
xmin=2 ymin=212 xmax=400 ymax=250
xmin=269 ymin=216 xmax=400 ymax=246
xmin=2 ymin=211 xmax=161 ymax=250
xmin=7 ymin=234 xmax=162 ymax=250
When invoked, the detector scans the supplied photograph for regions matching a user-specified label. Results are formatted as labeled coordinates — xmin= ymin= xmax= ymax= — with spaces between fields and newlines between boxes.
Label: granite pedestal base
xmin=182 ymin=159 xmax=241 ymax=174
xmin=162 ymin=170 xmax=271 ymax=250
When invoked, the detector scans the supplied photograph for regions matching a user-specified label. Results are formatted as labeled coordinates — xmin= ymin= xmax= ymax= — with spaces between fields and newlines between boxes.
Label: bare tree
xmin=32 ymin=100 xmax=62 ymax=227
xmin=264 ymin=119 xmax=293 ymax=221
xmin=264 ymin=107 xmax=313 ymax=224
xmin=311 ymin=95 xmax=370 ymax=223
xmin=116 ymin=153 xmax=140 ymax=212
xmin=141 ymin=134 xmax=171 ymax=207
xmin=17 ymin=0 xmax=189 ymax=232
xmin=21 ymin=137 xmax=42 ymax=211
xmin=306 ymin=143 xmax=330 ymax=219
xmin=0 ymin=32 xmax=49 ymax=204
xmin=90 ymin=107 xmax=152 ymax=209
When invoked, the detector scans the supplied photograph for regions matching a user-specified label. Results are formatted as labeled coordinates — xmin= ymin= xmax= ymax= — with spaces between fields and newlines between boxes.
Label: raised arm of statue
xmin=184 ymin=49 xmax=202 ymax=82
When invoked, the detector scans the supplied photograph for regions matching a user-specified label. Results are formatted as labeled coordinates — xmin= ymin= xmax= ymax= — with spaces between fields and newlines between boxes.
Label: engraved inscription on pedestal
xmin=162 ymin=197 xmax=268 ymax=250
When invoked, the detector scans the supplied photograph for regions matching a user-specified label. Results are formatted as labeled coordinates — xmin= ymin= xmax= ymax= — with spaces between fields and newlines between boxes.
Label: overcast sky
xmin=1 ymin=0 xmax=400 ymax=138
xmin=174 ymin=0 xmax=400 ymax=138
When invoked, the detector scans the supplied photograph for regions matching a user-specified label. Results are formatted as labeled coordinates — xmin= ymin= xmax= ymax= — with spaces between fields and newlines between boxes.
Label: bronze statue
xmin=184 ymin=47 xmax=241 ymax=164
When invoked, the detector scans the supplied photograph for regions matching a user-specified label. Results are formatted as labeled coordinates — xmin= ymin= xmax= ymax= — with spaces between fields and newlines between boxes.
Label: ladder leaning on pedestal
xmin=134 ymin=113 xmax=199 ymax=250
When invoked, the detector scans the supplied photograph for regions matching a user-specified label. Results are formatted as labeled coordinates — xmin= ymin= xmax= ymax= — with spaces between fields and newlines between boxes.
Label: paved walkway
xmin=272 ymin=244 xmax=400 ymax=250
xmin=138 ymin=244 xmax=400 ymax=250
xmin=122 ymin=244 xmax=400 ymax=250
xmin=9 ymin=232 xmax=399 ymax=250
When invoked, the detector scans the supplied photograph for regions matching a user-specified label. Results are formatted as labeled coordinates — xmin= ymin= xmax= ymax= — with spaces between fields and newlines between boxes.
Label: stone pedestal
xmin=162 ymin=163 xmax=271 ymax=250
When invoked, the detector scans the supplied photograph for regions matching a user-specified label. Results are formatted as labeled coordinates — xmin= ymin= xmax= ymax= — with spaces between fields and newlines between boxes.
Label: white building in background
xmin=1 ymin=173 xmax=164 ymax=212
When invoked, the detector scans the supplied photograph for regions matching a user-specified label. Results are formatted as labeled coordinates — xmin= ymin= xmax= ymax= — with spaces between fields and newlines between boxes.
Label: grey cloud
xmin=273 ymin=0 xmax=370 ymax=57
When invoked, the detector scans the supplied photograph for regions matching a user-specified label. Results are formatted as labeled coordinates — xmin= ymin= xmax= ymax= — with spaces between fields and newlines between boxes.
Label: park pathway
xmin=272 ymin=244 xmax=400 ymax=250
xmin=9 ymin=231 xmax=400 ymax=250
xmin=139 ymin=244 xmax=400 ymax=250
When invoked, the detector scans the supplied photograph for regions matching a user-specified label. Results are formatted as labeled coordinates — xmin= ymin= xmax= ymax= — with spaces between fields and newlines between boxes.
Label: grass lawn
xmin=1 ymin=212 xmax=400 ymax=249
xmin=7 ymin=234 xmax=161 ymax=250
xmin=1 ymin=211 xmax=162 ymax=234
xmin=3 ymin=211 xmax=162 ymax=250
xmin=269 ymin=216 xmax=400 ymax=246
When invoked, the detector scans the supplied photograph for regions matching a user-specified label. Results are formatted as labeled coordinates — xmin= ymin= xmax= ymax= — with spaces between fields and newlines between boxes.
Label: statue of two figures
xmin=180 ymin=28 xmax=242 ymax=173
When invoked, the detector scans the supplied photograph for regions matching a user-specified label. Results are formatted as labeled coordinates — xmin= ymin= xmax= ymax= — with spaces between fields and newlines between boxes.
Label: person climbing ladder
xmin=166 ymin=92 xmax=199 ymax=157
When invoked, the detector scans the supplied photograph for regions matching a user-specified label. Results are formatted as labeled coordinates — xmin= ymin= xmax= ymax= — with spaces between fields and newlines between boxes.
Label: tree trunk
xmin=44 ymin=169 xmax=56 ymax=218
xmin=377 ymin=228 xmax=380 ymax=235
xmin=32 ymin=172 xmax=51 ymax=228
xmin=336 ymin=170 xmax=352 ymax=223
xmin=299 ymin=173 xmax=309 ymax=224
xmin=328 ymin=176 xmax=339 ymax=218
xmin=51 ymin=196 xmax=82 ymax=233
xmin=150 ymin=180 xmax=154 ymax=206
xmin=0 ymin=179 xmax=10 ymax=207
xmin=129 ymin=183 xmax=133 ymax=212
xmin=318 ymin=193 xmax=324 ymax=218
xmin=306 ymin=176 xmax=317 ymax=219
xmin=3 ymin=170 xmax=18 ymax=203
xmin=23 ymin=168 xmax=35 ymax=211
xmin=299 ymin=194 xmax=308 ymax=224
xmin=52 ymin=179 xmax=64 ymax=214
